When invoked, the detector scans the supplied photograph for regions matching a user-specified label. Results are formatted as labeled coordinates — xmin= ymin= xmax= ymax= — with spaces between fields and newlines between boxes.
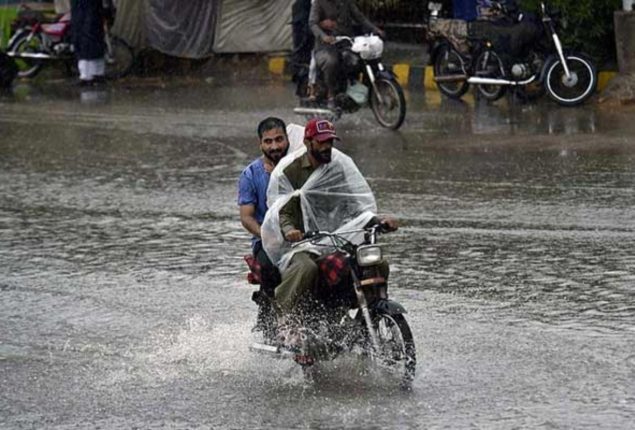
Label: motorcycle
xmin=425 ymin=2 xmax=508 ymax=101
xmin=6 ymin=7 xmax=134 ymax=80
xmin=247 ymin=223 xmax=416 ymax=387
xmin=293 ymin=35 xmax=407 ymax=130
xmin=428 ymin=1 xmax=597 ymax=106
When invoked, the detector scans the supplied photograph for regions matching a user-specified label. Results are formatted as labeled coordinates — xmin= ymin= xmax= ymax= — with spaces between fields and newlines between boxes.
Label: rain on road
xmin=1 ymin=78 xmax=634 ymax=429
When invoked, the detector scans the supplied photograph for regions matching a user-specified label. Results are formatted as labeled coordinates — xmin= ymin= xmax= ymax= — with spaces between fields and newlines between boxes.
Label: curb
xmin=267 ymin=55 xmax=617 ymax=93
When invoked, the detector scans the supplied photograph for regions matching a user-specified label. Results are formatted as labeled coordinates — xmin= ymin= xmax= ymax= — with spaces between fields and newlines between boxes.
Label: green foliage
xmin=519 ymin=0 xmax=621 ymax=66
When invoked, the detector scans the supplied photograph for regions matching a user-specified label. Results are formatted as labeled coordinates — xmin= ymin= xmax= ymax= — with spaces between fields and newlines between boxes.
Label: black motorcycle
xmin=247 ymin=223 xmax=416 ymax=387
xmin=294 ymin=35 xmax=407 ymax=130
xmin=429 ymin=1 xmax=597 ymax=106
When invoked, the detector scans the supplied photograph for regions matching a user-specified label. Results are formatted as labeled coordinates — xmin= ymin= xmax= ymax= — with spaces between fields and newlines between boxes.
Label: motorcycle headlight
xmin=356 ymin=245 xmax=382 ymax=266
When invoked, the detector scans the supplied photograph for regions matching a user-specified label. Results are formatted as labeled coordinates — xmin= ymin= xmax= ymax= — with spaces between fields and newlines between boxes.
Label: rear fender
xmin=7 ymin=27 xmax=32 ymax=49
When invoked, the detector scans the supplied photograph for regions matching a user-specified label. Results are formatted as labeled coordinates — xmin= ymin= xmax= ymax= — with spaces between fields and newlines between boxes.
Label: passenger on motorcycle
xmin=261 ymin=118 xmax=397 ymax=350
xmin=308 ymin=0 xmax=385 ymax=109
xmin=238 ymin=118 xmax=291 ymax=334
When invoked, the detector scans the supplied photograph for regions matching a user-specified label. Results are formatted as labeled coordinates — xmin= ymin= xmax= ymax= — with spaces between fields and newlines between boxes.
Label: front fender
xmin=538 ymin=53 xmax=559 ymax=83
xmin=377 ymin=68 xmax=397 ymax=81
xmin=373 ymin=299 xmax=407 ymax=315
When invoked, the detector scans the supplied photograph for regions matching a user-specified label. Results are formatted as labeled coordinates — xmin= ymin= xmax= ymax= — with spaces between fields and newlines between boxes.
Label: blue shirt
xmin=237 ymin=157 xmax=270 ymax=252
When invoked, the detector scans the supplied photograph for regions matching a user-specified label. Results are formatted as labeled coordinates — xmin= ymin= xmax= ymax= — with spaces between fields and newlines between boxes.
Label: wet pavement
xmin=1 ymin=77 xmax=634 ymax=429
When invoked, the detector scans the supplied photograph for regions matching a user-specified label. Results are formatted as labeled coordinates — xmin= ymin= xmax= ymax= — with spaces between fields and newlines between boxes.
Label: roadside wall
xmin=614 ymin=11 xmax=635 ymax=73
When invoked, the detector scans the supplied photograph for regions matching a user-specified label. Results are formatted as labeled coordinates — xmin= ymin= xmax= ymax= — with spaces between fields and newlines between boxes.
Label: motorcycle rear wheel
xmin=474 ymin=49 xmax=507 ymax=102
xmin=369 ymin=78 xmax=406 ymax=130
xmin=369 ymin=313 xmax=416 ymax=387
xmin=8 ymin=31 xmax=45 ymax=78
xmin=545 ymin=54 xmax=597 ymax=107
xmin=433 ymin=45 xmax=469 ymax=99
xmin=104 ymin=36 xmax=134 ymax=80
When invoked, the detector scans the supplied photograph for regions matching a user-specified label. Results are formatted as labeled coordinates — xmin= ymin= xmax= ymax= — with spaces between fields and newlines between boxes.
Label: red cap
xmin=304 ymin=119 xmax=339 ymax=143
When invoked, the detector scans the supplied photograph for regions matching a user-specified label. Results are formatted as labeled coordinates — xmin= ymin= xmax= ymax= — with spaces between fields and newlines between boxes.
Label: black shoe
xmin=77 ymin=79 xmax=94 ymax=87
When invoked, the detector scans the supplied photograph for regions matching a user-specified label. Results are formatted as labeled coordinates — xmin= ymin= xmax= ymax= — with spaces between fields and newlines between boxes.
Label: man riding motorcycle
xmin=261 ymin=119 xmax=397 ymax=350
xmin=309 ymin=0 xmax=385 ymax=109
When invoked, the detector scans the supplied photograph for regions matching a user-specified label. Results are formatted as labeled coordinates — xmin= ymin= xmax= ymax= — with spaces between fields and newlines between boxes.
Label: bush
xmin=518 ymin=0 xmax=622 ymax=67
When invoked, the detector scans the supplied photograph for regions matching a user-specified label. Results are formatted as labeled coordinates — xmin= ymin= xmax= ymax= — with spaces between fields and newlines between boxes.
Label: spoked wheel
xmin=474 ymin=49 xmax=507 ymax=101
xmin=104 ymin=36 xmax=134 ymax=79
xmin=368 ymin=313 xmax=416 ymax=387
xmin=369 ymin=78 xmax=406 ymax=130
xmin=433 ymin=45 xmax=469 ymax=99
xmin=545 ymin=54 xmax=597 ymax=106
xmin=8 ymin=31 xmax=45 ymax=78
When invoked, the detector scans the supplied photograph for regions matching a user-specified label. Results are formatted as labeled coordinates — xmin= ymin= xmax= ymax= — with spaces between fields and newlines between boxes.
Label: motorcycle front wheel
xmin=433 ymin=45 xmax=469 ymax=99
xmin=369 ymin=313 xmax=416 ymax=387
xmin=544 ymin=54 xmax=597 ymax=106
xmin=104 ymin=36 xmax=134 ymax=79
xmin=369 ymin=78 xmax=406 ymax=130
xmin=8 ymin=31 xmax=45 ymax=78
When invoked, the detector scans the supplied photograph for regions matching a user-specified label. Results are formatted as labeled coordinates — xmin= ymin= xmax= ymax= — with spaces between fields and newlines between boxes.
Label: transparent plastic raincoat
xmin=261 ymin=138 xmax=377 ymax=271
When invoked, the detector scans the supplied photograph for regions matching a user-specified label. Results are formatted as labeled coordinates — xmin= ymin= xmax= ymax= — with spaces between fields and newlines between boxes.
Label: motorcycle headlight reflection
xmin=356 ymin=245 xmax=382 ymax=266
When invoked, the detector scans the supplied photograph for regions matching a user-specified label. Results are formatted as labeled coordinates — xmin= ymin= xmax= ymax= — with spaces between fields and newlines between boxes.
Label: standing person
xmin=309 ymin=0 xmax=384 ymax=109
xmin=71 ymin=0 xmax=115 ymax=86
xmin=261 ymin=118 xmax=397 ymax=349
xmin=291 ymin=0 xmax=315 ymax=97
xmin=237 ymin=117 xmax=290 ymax=338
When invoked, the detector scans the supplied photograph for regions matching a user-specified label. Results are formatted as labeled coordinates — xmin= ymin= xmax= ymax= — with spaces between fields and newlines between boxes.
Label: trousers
xmin=274 ymin=251 xmax=390 ymax=316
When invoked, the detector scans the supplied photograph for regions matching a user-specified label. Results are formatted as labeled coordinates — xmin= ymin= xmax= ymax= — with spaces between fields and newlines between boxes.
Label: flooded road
xmin=1 ymin=78 xmax=634 ymax=429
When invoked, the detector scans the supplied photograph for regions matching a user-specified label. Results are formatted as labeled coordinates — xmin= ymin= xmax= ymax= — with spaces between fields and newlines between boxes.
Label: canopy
xmin=110 ymin=0 xmax=292 ymax=58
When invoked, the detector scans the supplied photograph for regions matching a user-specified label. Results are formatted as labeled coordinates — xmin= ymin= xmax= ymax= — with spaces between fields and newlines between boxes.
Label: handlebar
xmin=292 ymin=223 xmax=392 ymax=248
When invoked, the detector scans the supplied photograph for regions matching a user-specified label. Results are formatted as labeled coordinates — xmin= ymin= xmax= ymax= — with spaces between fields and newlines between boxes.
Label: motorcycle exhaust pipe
xmin=249 ymin=342 xmax=297 ymax=360
xmin=434 ymin=74 xmax=468 ymax=83
xmin=293 ymin=107 xmax=335 ymax=116
xmin=467 ymin=76 xmax=537 ymax=86
xmin=6 ymin=51 xmax=54 ymax=60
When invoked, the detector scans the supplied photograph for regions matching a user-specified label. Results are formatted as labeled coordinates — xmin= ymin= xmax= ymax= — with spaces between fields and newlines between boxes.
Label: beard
xmin=263 ymin=147 xmax=287 ymax=164
xmin=310 ymin=144 xmax=332 ymax=164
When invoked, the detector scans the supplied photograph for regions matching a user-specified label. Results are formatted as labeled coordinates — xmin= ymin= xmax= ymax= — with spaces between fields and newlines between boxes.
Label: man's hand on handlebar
xmin=320 ymin=18 xmax=337 ymax=31
xmin=285 ymin=229 xmax=304 ymax=243
xmin=322 ymin=34 xmax=336 ymax=44
xmin=379 ymin=216 xmax=398 ymax=232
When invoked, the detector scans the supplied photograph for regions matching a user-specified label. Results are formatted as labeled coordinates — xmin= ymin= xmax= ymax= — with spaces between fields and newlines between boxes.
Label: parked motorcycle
xmin=248 ymin=223 xmax=416 ymax=387
xmin=294 ymin=35 xmax=407 ymax=130
xmin=428 ymin=1 xmax=597 ymax=106
xmin=6 ymin=8 xmax=134 ymax=80
xmin=426 ymin=2 xmax=507 ymax=101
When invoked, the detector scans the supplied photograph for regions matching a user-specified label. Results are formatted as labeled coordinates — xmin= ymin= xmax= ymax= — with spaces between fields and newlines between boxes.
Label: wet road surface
xmin=1 ymin=78 xmax=634 ymax=429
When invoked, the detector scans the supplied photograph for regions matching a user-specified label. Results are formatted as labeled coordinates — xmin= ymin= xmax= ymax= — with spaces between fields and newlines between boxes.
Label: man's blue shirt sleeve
xmin=238 ymin=168 xmax=257 ymax=206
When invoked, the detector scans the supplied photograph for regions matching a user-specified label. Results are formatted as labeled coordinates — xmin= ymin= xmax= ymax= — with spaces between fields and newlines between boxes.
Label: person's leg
xmin=78 ymin=59 xmax=90 ymax=82
xmin=255 ymin=244 xmax=280 ymax=297
xmin=274 ymin=252 xmax=318 ymax=315
xmin=251 ymin=243 xmax=279 ymax=342
xmin=314 ymin=46 xmax=340 ymax=105
xmin=92 ymin=57 xmax=105 ymax=81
